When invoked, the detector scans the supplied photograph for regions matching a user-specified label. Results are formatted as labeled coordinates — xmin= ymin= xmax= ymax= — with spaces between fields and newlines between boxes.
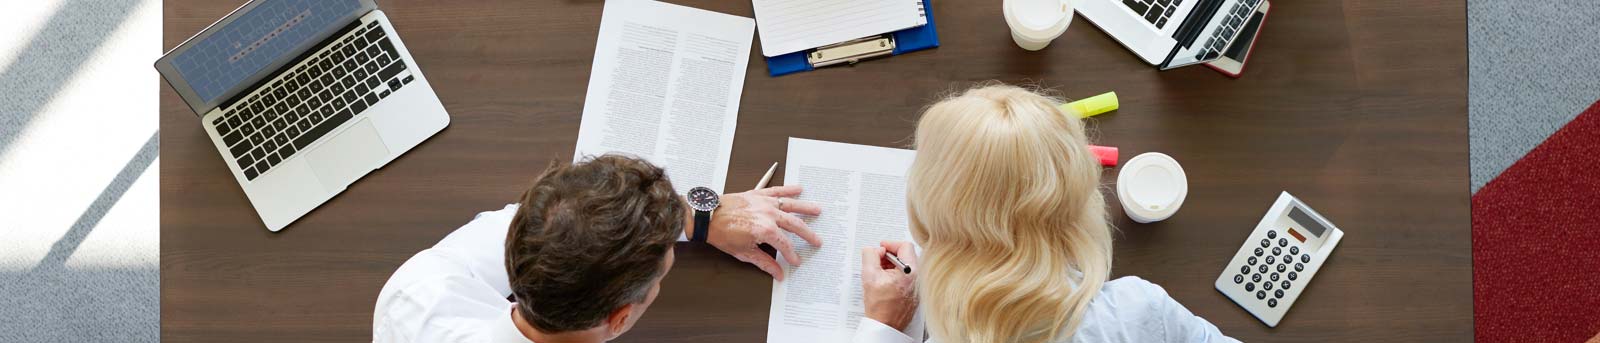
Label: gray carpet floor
xmin=1469 ymin=0 xmax=1600 ymax=193
xmin=0 ymin=0 xmax=159 ymax=342
xmin=0 ymin=0 xmax=1587 ymax=341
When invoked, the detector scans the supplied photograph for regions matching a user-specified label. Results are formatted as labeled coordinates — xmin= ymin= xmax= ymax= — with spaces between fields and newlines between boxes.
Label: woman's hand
xmin=705 ymin=185 xmax=823 ymax=281
xmin=861 ymin=241 xmax=919 ymax=332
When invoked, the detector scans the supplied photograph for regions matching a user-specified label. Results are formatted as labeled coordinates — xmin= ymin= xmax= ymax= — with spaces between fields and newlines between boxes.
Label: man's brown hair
xmin=505 ymin=154 xmax=684 ymax=333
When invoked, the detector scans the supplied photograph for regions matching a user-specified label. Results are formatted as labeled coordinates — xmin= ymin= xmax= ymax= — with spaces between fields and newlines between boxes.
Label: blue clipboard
xmin=764 ymin=0 xmax=940 ymax=77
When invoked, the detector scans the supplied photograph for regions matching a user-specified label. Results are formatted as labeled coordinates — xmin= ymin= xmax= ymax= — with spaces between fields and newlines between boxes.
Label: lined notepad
xmin=751 ymin=0 xmax=927 ymax=57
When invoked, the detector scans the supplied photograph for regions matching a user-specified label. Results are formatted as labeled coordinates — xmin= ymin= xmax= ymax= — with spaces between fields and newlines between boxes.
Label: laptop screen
xmin=170 ymin=0 xmax=362 ymax=103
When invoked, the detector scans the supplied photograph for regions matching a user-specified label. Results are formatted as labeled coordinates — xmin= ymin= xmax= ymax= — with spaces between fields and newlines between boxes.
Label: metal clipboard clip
xmin=807 ymin=35 xmax=896 ymax=68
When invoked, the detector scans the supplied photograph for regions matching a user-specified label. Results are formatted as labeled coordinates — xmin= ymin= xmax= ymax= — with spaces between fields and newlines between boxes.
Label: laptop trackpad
xmin=306 ymin=118 xmax=390 ymax=191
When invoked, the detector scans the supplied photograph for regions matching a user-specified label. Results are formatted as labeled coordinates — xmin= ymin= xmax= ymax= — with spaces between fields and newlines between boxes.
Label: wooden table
xmin=161 ymin=0 xmax=1469 ymax=341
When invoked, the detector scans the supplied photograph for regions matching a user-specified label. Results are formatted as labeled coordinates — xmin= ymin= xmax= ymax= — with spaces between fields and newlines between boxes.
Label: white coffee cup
xmin=1004 ymin=0 xmax=1074 ymax=51
xmin=1116 ymin=152 xmax=1188 ymax=223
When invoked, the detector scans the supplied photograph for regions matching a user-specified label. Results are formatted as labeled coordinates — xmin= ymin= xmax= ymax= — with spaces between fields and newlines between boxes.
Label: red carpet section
xmin=1474 ymin=99 xmax=1600 ymax=342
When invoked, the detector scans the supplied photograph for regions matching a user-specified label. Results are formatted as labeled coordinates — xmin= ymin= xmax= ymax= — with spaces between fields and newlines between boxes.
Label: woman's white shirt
xmin=852 ymin=276 xmax=1239 ymax=343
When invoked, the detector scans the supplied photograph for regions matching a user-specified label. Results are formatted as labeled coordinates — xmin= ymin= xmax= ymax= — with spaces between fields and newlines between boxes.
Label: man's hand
xmin=704 ymin=185 xmax=823 ymax=280
xmin=861 ymin=241 xmax=918 ymax=332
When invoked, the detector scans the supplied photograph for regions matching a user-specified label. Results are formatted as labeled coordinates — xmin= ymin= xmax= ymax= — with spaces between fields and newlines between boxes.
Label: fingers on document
xmin=861 ymin=247 xmax=887 ymax=275
xmin=774 ymin=210 xmax=822 ymax=246
xmin=880 ymin=241 xmax=917 ymax=266
xmin=757 ymin=185 xmax=804 ymax=198
xmin=761 ymin=227 xmax=802 ymax=266
xmin=742 ymin=251 xmax=784 ymax=281
xmin=776 ymin=197 xmax=822 ymax=216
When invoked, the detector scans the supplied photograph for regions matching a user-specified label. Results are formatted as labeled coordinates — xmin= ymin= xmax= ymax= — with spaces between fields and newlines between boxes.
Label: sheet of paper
xmin=574 ymin=0 xmax=754 ymax=194
xmin=768 ymin=138 xmax=925 ymax=343
xmin=751 ymin=0 xmax=928 ymax=57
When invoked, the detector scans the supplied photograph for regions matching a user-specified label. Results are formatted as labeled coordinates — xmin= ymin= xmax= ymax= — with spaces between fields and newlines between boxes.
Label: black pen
xmin=885 ymin=253 xmax=911 ymax=274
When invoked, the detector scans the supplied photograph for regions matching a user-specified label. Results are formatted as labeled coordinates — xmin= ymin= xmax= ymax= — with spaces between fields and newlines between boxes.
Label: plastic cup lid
xmin=1005 ymin=0 xmax=1071 ymax=38
xmin=1116 ymin=152 xmax=1188 ymax=222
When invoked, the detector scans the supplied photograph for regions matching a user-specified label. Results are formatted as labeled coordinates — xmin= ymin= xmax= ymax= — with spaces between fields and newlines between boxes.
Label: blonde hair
xmin=908 ymin=84 xmax=1112 ymax=343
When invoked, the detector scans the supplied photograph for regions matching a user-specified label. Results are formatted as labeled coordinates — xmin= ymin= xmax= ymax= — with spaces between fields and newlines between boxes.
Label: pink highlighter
xmin=1089 ymin=145 xmax=1119 ymax=167
xmin=1059 ymin=93 xmax=1120 ymax=167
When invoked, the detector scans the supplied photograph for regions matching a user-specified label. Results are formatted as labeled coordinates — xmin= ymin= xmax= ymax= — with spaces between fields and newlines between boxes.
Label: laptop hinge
xmin=1159 ymin=48 xmax=1179 ymax=68
xmin=1172 ymin=0 xmax=1225 ymax=51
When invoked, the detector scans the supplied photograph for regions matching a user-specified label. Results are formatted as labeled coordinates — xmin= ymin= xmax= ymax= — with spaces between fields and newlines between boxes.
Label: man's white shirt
xmin=373 ymin=204 xmax=533 ymax=343
xmin=373 ymin=204 xmax=688 ymax=343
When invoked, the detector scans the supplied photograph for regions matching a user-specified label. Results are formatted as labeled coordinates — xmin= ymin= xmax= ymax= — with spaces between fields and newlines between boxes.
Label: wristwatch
xmin=686 ymin=186 xmax=720 ymax=243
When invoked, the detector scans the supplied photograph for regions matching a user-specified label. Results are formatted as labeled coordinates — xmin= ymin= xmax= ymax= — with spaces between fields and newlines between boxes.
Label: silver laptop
xmin=1077 ymin=0 xmax=1265 ymax=69
xmin=156 ymin=0 xmax=449 ymax=231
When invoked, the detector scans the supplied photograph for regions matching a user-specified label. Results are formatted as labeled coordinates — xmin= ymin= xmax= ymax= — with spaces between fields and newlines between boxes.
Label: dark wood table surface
xmin=161 ymin=0 xmax=1469 ymax=341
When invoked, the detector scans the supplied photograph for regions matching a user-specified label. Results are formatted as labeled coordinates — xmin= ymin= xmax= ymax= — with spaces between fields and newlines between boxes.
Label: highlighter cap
xmin=1088 ymin=145 xmax=1119 ymax=166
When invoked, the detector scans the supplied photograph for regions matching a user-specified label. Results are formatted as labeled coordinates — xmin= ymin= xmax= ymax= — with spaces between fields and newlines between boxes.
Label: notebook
xmin=752 ymin=0 xmax=928 ymax=57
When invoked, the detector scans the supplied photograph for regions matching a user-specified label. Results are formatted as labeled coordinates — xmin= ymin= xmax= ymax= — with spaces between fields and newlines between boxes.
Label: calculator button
xmin=1270 ymin=273 xmax=1279 ymax=282
xmin=1258 ymin=264 xmax=1268 ymax=273
xmin=1254 ymin=247 xmax=1264 ymax=256
xmin=1264 ymin=256 xmax=1274 ymax=264
xmin=1241 ymin=265 xmax=1250 ymax=274
xmin=1288 ymin=271 xmax=1298 ymax=281
xmin=1301 ymin=254 xmax=1311 ymax=263
xmin=1252 ymin=274 xmax=1261 ymax=283
xmin=1268 ymin=298 xmax=1278 ymax=307
xmin=1289 ymin=246 xmax=1300 ymax=255
xmin=1285 ymin=255 xmax=1294 ymax=263
xmin=1276 ymin=264 xmax=1286 ymax=273
xmin=1278 ymin=238 xmax=1288 ymax=247
xmin=1263 ymin=282 xmax=1273 ymax=291
xmin=1248 ymin=256 xmax=1257 ymax=265
xmin=1294 ymin=262 xmax=1304 ymax=272
xmin=1261 ymin=239 xmax=1270 ymax=248
xmin=1245 ymin=282 xmax=1255 ymax=291
xmin=1274 ymin=289 xmax=1284 ymax=299
xmin=1267 ymin=230 xmax=1277 ymax=239
xmin=1271 ymin=246 xmax=1281 ymax=256
xmin=1257 ymin=290 xmax=1267 ymax=300
xmin=1234 ymin=274 xmax=1244 ymax=284
xmin=1281 ymin=280 xmax=1291 ymax=290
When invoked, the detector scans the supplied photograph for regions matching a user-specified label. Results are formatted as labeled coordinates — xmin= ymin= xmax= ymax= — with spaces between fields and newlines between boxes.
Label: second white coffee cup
xmin=1116 ymin=152 xmax=1188 ymax=223
xmin=1004 ymin=0 xmax=1074 ymax=51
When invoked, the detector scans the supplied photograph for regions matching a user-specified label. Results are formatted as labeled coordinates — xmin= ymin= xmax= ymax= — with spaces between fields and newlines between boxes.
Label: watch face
xmin=687 ymin=187 xmax=720 ymax=212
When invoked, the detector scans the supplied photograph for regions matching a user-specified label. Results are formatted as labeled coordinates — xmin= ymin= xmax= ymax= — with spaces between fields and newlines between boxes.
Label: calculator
xmin=1214 ymin=192 xmax=1344 ymax=327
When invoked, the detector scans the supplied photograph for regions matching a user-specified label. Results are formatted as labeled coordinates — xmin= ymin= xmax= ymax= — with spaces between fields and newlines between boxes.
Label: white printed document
xmin=752 ymin=0 xmax=928 ymax=57
xmin=768 ymin=138 xmax=925 ymax=343
xmin=574 ymin=0 xmax=755 ymax=194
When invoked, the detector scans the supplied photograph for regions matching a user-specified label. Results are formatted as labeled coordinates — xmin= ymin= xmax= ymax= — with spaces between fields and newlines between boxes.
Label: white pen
xmin=885 ymin=253 xmax=911 ymax=274
xmin=755 ymin=162 xmax=778 ymax=190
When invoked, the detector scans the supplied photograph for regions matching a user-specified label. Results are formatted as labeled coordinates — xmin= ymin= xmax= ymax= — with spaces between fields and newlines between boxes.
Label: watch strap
xmin=692 ymin=210 xmax=711 ymax=243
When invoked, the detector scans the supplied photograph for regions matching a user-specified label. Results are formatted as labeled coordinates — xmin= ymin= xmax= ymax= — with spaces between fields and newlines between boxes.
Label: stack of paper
xmin=752 ymin=0 xmax=928 ymax=57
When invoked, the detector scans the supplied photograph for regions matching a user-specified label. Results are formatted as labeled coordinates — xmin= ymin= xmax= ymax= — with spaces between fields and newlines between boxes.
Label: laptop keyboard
xmin=1195 ymin=0 xmax=1261 ymax=61
xmin=211 ymin=21 xmax=415 ymax=181
xmin=1122 ymin=0 xmax=1185 ymax=29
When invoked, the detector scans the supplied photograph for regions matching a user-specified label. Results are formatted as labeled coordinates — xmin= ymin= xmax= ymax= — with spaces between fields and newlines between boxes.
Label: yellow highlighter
xmin=1061 ymin=92 xmax=1119 ymax=118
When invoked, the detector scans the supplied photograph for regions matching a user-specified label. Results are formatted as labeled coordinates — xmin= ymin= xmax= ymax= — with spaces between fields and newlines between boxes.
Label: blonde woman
xmin=854 ymin=84 xmax=1236 ymax=343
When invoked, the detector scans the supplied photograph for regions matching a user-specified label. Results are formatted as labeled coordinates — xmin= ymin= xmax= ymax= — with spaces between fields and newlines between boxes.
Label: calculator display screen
xmin=1288 ymin=207 xmax=1327 ymax=237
